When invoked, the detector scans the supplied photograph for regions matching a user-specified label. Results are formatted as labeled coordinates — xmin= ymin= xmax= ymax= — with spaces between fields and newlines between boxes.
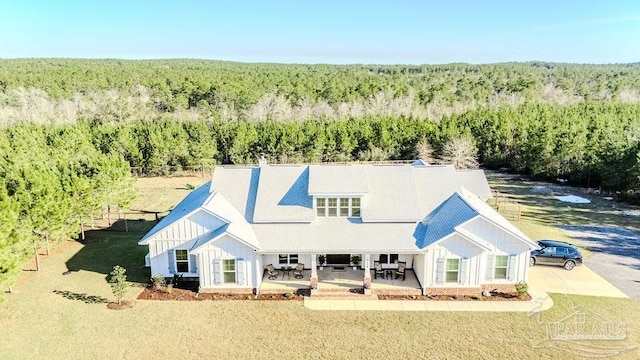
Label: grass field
xmin=1 ymin=174 xmax=639 ymax=359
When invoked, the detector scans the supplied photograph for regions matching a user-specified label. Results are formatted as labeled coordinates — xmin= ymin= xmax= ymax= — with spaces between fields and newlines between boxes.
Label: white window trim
xmin=494 ymin=255 xmax=509 ymax=280
xmin=174 ymin=249 xmax=190 ymax=273
xmin=378 ymin=253 xmax=399 ymax=265
xmin=222 ymin=258 xmax=236 ymax=284
xmin=315 ymin=196 xmax=362 ymax=218
xmin=445 ymin=258 xmax=460 ymax=283
xmin=278 ymin=254 xmax=299 ymax=265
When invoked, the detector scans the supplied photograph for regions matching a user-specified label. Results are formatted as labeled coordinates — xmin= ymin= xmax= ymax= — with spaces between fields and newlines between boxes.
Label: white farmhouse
xmin=139 ymin=160 xmax=538 ymax=295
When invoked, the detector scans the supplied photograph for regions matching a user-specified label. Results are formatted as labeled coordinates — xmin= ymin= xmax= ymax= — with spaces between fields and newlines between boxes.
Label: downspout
xmin=422 ymin=250 xmax=428 ymax=295
xmin=255 ymin=251 xmax=261 ymax=297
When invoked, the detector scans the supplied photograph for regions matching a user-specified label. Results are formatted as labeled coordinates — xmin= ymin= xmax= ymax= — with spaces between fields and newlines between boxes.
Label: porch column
xmin=311 ymin=253 xmax=317 ymax=277
xmin=363 ymin=254 xmax=371 ymax=294
xmin=310 ymin=253 xmax=318 ymax=294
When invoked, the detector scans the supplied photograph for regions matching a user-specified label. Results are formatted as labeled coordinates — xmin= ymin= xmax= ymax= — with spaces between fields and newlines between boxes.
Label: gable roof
xmin=210 ymin=163 xmax=493 ymax=223
xmin=413 ymin=193 xmax=479 ymax=249
xmin=140 ymin=162 xmax=504 ymax=254
xmin=458 ymin=187 xmax=533 ymax=244
xmin=139 ymin=181 xmax=259 ymax=250
xmin=201 ymin=191 xmax=259 ymax=249
xmin=138 ymin=181 xmax=212 ymax=244
xmin=413 ymin=188 xmax=538 ymax=250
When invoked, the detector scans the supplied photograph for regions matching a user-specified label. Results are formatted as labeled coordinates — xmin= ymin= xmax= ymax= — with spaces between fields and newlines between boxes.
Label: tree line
xmin=1 ymin=59 xmax=640 ymax=294
xmin=0 ymin=124 xmax=134 ymax=295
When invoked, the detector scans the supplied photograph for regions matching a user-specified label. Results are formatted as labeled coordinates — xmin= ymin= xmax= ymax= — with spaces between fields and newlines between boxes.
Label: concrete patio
xmin=260 ymin=266 xmax=421 ymax=294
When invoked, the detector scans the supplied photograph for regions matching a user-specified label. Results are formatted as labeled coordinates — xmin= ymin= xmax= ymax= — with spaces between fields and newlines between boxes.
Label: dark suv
xmin=529 ymin=240 xmax=583 ymax=270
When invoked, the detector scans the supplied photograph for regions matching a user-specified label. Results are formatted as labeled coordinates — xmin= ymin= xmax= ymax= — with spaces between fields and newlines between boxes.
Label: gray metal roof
xmin=138 ymin=181 xmax=212 ymax=244
xmin=253 ymin=165 xmax=315 ymax=222
xmin=210 ymin=163 xmax=493 ymax=223
xmin=413 ymin=192 xmax=480 ymax=249
xmin=141 ymin=162 xmax=505 ymax=254
xmin=361 ymin=165 xmax=421 ymax=221
xmin=308 ymin=164 xmax=369 ymax=195
xmin=252 ymin=218 xmax=419 ymax=253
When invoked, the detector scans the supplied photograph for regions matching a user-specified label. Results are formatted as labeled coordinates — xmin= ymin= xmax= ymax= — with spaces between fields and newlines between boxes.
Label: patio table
xmin=281 ymin=266 xmax=292 ymax=279
xmin=385 ymin=269 xmax=394 ymax=280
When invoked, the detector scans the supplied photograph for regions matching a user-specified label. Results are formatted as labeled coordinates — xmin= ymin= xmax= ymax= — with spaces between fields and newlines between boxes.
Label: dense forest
xmin=1 ymin=59 xmax=640 ymax=293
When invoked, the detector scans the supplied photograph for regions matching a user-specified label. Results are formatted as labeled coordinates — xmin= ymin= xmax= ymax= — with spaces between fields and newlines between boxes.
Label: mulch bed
xmin=137 ymin=286 xmax=308 ymax=301
xmin=137 ymin=285 xmax=530 ymax=302
xmin=107 ymin=300 xmax=135 ymax=310
xmin=377 ymin=292 xmax=531 ymax=301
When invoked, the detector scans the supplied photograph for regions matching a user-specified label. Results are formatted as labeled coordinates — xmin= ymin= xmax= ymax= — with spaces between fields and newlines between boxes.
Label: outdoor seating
xmin=293 ymin=263 xmax=304 ymax=279
xmin=374 ymin=261 xmax=385 ymax=279
xmin=266 ymin=264 xmax=279 ymax=280
xmin=395 ymin=261 xmax=406 ymax=281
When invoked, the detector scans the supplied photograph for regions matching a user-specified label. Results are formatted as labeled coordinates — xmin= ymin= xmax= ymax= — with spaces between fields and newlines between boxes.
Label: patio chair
xmin=266 ymin=264 xmax=279 ymax=280
xmin=395 ymin=261 xmax=406 ymax=281
xmin=293 ymin=263 xmax=304 ymax=279
xmin=374 ymin=261 xmax=385 ymax=279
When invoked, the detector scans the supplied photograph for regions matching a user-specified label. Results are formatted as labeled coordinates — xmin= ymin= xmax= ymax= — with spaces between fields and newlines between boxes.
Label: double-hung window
xmin=327 ymin=198 xmax=338 ymax=217
xmin=340 ymin=198 xmax=349 ymax=216
xmin=175 ymin=250 xmax=189 ymax=273
xmin=316 ymin=197 xmax=361 ymax=218
xmin=379 ymin=254 xmax=399 ymax=264
xmin=278 ymin=254 xmax=298 ymax=265
xmin=316 ymin=198 xmax=326 ymax=217
xmin=494 ymin=255 xmax=508 ymax=279
xmin=223 ymin=259 xmax=236 ymax=283
xmin=445 ymin=259 xmax=460 ymax=283
xmin=351 ymin=198 xmax=361 ymax=217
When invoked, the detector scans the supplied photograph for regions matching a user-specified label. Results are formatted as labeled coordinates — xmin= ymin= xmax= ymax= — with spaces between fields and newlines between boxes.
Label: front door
xmin=326 ymin=254 xmax=350 ymax=265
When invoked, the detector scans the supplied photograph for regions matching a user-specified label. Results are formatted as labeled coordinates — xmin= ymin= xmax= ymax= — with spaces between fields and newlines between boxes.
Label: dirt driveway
xmin=528 ymin=264 xmax=627 ymax=298
xmin=558 ymin=225 xmax=640 ymax=299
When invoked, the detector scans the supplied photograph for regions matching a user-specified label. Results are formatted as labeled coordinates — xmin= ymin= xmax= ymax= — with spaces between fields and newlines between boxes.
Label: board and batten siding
xmin=198 ymin=234 xmax=258 ymax=289
xmin=151 ymin=211 xmax=226 ymax=241
xmin=426 ymin=235 xmax=483 ymax=286
xmin=149 ymin=238 xmax=198 ymax=277
xmin=461 ymin=217 xmax=531 ymax=255
xmin=413 ymin=253 xmax=427 ymax=293
xmin=461 ymin=217 xmax=533 ymax=283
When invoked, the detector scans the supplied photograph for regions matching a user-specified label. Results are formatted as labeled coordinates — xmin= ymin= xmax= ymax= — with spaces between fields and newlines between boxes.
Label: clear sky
xmin=1 ymin=0 xmax=639 ymax=64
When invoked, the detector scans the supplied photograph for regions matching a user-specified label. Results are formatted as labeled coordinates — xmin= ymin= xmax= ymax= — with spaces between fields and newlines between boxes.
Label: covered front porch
xmin=259 ymin=266 xmax=421 ymax=295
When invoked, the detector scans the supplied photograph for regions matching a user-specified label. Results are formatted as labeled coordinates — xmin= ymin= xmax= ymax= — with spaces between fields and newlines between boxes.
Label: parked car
xmin=529 ymin=240 xmax=583 ymax=270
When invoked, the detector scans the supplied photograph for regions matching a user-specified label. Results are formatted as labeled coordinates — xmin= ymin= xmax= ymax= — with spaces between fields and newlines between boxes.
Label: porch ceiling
xmin=260 ymin=267 xmax=420 ymax=292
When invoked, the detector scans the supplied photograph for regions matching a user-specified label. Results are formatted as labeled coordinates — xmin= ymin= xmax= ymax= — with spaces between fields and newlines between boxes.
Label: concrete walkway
xmin=303 ymin=264 xmax=627 ymax=312
xmin=303 ymin=286 xmax=553 ymax=312
xmin=528 ymin=264 xmax=628 ymax=298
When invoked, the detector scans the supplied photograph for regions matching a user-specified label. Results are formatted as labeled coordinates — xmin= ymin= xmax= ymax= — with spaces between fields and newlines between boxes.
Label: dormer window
xmin=340 ymin=198 xmax=349 ymax=216
xmin=316 ymin=198 xmax=326 ymax=216
xmin=316 ymin=197 xmax=361 ymax=218
xmin=351 ymin=198 xmax=360 ymax=216
xmin=328 ymin=198 xmax=338 ymax=217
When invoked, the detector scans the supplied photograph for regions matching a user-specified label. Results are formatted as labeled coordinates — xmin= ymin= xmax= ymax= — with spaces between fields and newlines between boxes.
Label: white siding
xmin=426 ymin=235 xmax=483 ymax=286
xmin=413 ymin=253 xmax=426 ymax=293
xmin=152 ymin=211 xmax=226 ymax=241
xmin=461 ymin=217 xmax=532 ymax=284
xmin=461 ymin=217 xmax=530 ymax=255
xmin=148 ymin=238 xmax=198 ymax=277
xmin=198 ymin=235 xmax=259 ymax=289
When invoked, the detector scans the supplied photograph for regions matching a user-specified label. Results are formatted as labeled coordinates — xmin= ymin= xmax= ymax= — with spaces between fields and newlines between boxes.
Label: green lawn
xmin=1 ymin=175 xmax=639 ymax=359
